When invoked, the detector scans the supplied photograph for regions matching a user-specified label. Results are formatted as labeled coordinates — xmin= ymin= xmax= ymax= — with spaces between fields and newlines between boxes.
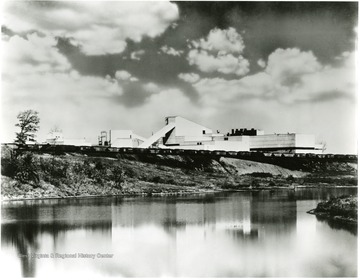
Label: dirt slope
xmin=220 ymin=157 xmax=306 ymax=177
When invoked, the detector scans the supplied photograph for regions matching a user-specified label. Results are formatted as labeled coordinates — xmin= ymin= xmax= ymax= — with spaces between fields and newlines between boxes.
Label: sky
xmin=1 ymin=1 xmax=358 ymax=154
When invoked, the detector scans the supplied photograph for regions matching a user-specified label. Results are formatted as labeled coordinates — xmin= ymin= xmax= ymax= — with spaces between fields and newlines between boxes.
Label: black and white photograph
xmin=1 ymin=0 xmax=358 ymax=277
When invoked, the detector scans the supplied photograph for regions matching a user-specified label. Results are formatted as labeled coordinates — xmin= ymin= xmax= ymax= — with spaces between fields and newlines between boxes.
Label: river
xmin=1 ymin=187 xmax=357 ymax=277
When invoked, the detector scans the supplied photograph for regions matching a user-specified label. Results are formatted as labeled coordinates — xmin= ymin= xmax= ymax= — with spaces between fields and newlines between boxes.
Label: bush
xmin=1 ymin=149 xmax=18 ymax=178
xmin=268 ymin=181 xmax=276 ymax=187
xmin=151 ymin=176 xmax=162 ymax=184
xmin=251 ymin=179 xmax=260 ymax=187
xmin=1 ymin=151 xmax=40 ymax=186
xmin=165 ymin=178 xmax=176 ymax=185
xmin=108 ymin=165 xmax=126 ymax=190
xmin=40 ymin=157 xmax=69 ymax=178
xmin=250 ymin=172 xmax=273 ymax=178
xmin=286 ymin=175 xmax=295 ymax=182
xmin=15 ymin=153 xmax=40 ymax=185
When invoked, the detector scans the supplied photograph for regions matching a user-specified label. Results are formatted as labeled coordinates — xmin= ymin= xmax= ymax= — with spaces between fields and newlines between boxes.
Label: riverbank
xmin=1 ymin=146 xmax=357 ymax=201
xmin=308 ymin=195 xmax=358 ymax=224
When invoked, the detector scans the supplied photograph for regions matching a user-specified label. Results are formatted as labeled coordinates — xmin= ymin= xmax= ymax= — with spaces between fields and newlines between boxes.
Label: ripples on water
xmin=1 ymin=188 xmax=357 ymax=277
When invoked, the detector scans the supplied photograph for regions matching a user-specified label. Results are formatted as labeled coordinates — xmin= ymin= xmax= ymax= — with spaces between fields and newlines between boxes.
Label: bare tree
xmin=15 ymin=110 xmax=40 ymax=144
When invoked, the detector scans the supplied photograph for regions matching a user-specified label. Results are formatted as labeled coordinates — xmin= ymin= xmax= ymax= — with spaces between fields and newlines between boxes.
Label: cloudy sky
xmin=1 ymin=1 xmax=358 ymax=153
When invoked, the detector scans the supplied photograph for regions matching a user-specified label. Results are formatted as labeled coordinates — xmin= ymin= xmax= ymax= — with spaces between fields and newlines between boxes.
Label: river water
xmin=1 ymin=187 xmax=357 ymax=277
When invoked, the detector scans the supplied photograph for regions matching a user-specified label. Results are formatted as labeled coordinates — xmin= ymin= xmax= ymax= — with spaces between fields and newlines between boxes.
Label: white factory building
xmin=45 ymin=131 xmax=91 ymax=146
xmin=249 ymin=133 xmax=323 ymax=154
xmin=98 ymin=130 xmax=146 ymax=148
xmin=98 ymin=116 xmax=323 ymax=154
xmin=139 ymin=116 xmax=250 ymax=151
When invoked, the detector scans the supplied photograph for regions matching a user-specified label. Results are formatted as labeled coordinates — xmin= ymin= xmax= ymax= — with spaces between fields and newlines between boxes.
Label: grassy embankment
xmin=1 ymin=145 xmax=357 ymax=200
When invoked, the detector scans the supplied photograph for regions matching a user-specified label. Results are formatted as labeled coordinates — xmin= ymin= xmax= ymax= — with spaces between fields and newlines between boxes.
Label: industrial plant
xmin=45 ymin=116 xmax=323 ymax=154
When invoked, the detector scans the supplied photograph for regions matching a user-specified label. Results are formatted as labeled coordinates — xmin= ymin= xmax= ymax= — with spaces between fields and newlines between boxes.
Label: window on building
xmin=202 ymin=130 xmax=205 ymax=134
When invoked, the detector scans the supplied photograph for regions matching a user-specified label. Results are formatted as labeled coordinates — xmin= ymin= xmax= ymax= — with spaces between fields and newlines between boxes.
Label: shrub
xmin=268 ymin=181 xmax=276 ymax=187
xmin=40 ymin=157 xmax=69 ymax=178
xmin=286 ymin=175 xmax=295 ymax=182
xmin=1 ymin=149 xmax=19 ymax=178
xmin=151 ymin=176 xmax=162 ymax=183
xmin=250 ymin=172 xmax=273 ymax=178
xmin=38 ymin=157 xmax=70 ymax=187
xmin=107 ymin=165 xmax=126 ymax=190
xmin=2 ymin=152 xmax=40 ymax=186
xmin=251 ymin=179 xmax=260 ymax=187
xmin=67 ymin=161 xmax=88 ymax=194
xmin=165 ymin=178 xmax=176 ymax=185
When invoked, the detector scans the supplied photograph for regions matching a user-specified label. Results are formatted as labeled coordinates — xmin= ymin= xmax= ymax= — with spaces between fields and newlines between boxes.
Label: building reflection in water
xmin=2 ymin=192 xmax=298 ymax=277
xmin=1 ymin=188 xmax=357 ymax=277
xmin=110 ymin=192 xmax=297 ymax=238
xmin=249 ymin=191 xmax=297 ymax=237
xmin=1 ymin=199 xmax=112 ymax=277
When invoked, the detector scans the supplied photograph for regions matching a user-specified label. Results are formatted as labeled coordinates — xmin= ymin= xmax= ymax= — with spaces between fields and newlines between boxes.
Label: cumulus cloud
xmin=178 ymin=73 xmax=201 ymax=84
xmin=257 ymin=59 xmax=266 ymax=68
xmin=285 ymin=51 xmax=356 ymax=102
xmin=193 ymin=73 xmax=274 ymax=108
xmin=193 ymin=48 xmax=356 ymax=105
xmin=3 ymin=1 xmax=179 ymax=55
xmin=143 ymin=82 xmax=161 ymax=93
xmin=4 ymin=72 xmax=123 ymax=104
xmin=262 ymin=48 xmax=355 ymax=103
xmin=188 ymin=50 xmax=249 ymax=76
xmin=115 ymin=70 xmax=132 ymax=81
xmin=130 ymin=50 xmax=145 ymax=60
xmin=115 ymin=70 xmax=138 ymax=82
xmin=3 ymin=33 xmax=71 ymax=77
xmin=160 ymin=45 xmax=183 ymax=56
xmin=2 ymin=33 xmax=10 ymax=41
xmin=265 ymin=48 xmax=322 ymax=86
xmin=187 ymin=27 xmax=249 ymax=76
xmin=192 ymin=27 xmax=245 ymax=53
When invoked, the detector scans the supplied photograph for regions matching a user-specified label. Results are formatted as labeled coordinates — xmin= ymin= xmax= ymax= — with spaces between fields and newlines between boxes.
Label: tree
xmin=15 ymin=110 xmax=40 ymax=144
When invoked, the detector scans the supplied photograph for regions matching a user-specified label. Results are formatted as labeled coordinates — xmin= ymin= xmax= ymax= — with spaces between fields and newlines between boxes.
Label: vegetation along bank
xmin=1 ymin=145 xmax=357 ymax=201
xmin=308 ymin=195 xmax=358 ymax=225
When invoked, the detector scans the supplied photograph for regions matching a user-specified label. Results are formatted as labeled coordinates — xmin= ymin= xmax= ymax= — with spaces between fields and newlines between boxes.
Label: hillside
xmin=1 ymin=146 xmax=357 ymax=201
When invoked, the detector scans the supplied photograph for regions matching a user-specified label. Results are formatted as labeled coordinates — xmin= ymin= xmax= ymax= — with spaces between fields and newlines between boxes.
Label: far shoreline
xmin=1 ymin=184 xmax=357 ymax=203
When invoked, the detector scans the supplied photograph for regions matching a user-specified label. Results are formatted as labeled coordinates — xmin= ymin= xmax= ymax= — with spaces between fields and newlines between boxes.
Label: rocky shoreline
xmin=308 ymin=195 xmax=358 ymax=224
xmin=1 ymin=146 xmax=357 ymax=201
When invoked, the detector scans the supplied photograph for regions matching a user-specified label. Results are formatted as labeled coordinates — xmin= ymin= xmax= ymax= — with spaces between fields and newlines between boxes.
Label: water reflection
xmin=2 ymin=199 xmax=112 ymax=277
xmin=1 ymin=187 xmax=357 ymax=277
xmin=2 ymin=221 xmax=111 ymax=277
xmin=315 ymin=215 xmax=357 ymax=235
